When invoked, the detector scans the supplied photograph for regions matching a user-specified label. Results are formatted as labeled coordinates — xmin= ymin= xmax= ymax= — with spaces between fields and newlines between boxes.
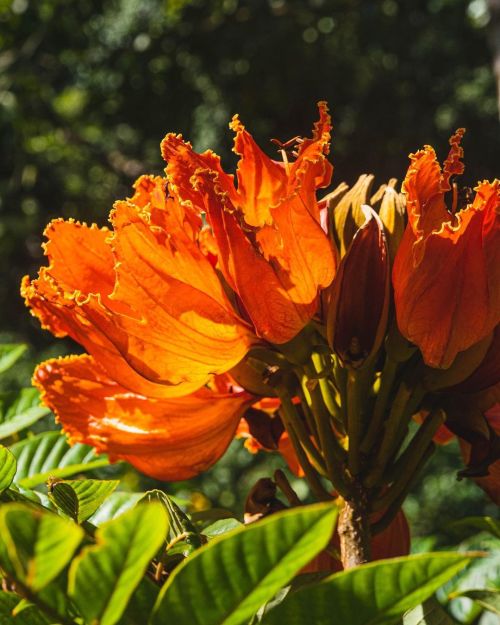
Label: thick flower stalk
xmin=24 ymin=105 xmax=499 ymax=569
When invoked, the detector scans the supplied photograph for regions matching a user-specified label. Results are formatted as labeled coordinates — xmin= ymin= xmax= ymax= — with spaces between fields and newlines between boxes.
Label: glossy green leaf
xmin=89 ymin=491 xmax=145 ymax=525
xmin=203 ymin=518 xmax=242 ymax=538
xmin=261 ymin=553 xmax=476 ymax=625
xmin=453 ymin=589 xmax=500 ymax=615
xmin=403 ymin=598 xmax=457 ymax=625
xmin=0 ymin=344 xmax=27 ymax=374
xmin=0 ymin=591 xmax=50 ymax=624
xmin=10 ymin=431 xmax=109 ymax=488
xmin=0 ymin=388 xmax=50 ymax=440
xmin=151 ymin=502 xmax=338 ymax=625
xmin=69 ymin=502 xmax=168 ymax=625
xmin=140 ymin=489 xmax=201 ymax=550
xmin=0 ymin=503 xmax=84 ymax=591
xmin=3 ymin=483 xmax=55 ymax=510
xmin=0 ymin=446 xmax=16 ymax=493
xmin=50 ymin=478 xmax=119 ymax=523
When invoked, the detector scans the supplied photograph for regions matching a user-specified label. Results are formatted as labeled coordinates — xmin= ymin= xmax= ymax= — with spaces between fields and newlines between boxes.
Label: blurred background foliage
xmin=0 ymin=0 xmax=498 ymax=538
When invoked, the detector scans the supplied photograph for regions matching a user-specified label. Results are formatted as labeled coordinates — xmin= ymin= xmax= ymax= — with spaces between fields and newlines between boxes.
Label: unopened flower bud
xmin=327 ymin=206 xmax=390 ymax=368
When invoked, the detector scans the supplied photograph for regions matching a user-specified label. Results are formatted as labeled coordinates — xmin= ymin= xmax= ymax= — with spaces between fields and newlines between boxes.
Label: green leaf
xmin=261 ymin=553 xmax=476 ymax=625
xmin=0 ymin=591 xmax=50 ymax=624
xmin=203 ymin=518 xmax=243 ymax=539
xmin=0 ymin=446 xmax=16 ymax=493
xmin=0 ymin=344 xmax=27 ymax=374
xmin=89 ymin=491 xmax=145 ymax=525
xmin=120 ymin=578 xmax=160 ymax=625
xmin=150 ymin=502 xmax=339 ymax=625
xmin=10 ymin=431 xmax=109 ymax=488
xmin=140 ymin=489 xmax=201 ymax=551
xmin=50 ymin=478 xmax=119 ymax=523
xmin=403 ymin=598 xmax=458 ymax=624
xmin=3 ymin=483 xmax=55 ymax=510
xmin=0 ymin=388 xmax=51 ymax=440
xmin=452 ymin=589 xmax=500 ymax=615
xmin=443 ymin=540 xmax=500 ymax=623
xmin=0 ymin=503 xmax=84 ymax=591
xmin=69 ymin=501 xmax=169 ymax=625
xmin=446 ymin=517 xmax=500 ymax=540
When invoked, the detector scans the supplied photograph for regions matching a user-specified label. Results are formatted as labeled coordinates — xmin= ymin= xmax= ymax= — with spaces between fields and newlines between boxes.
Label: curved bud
xmin=373 ymin=179 xmax=406 ymax=262
xmin=327 ymin=206 xmax=390 ymax=368
xmin=331 ymin=174 xmax=375 ymax=257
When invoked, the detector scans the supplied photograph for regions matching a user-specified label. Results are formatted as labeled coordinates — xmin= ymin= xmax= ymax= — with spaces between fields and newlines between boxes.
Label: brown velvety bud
xmin=327 ymin=206 xmax=390 ymax=368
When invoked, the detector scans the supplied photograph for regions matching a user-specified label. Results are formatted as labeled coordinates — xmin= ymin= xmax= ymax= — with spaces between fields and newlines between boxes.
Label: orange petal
xmin=289 ymin=101 xmax=334 ymax=199
xmin=34 ymin=355 xmax=253 ymax=481
xmin=256 ymin=191 xmax=336 ymax=305
xmin=129 ymin=174 xmax=202 ymax=240
xmin=196 ymin=170 xmax=317 ymax=343
xmin=40 ymin=219 xmax=116 ymax=302
xmin=109 ymin=201 xmax=253 ymax=381
xmin=394 ymin=177 xmax=500 ymax=368
xmin=197 ymin=168 xmax=335 ymax=342
xmin=161 ymin=118 xmax=335 ymax=344
xmin=161 ymin=133 xmax=237 ymax=209
xmin=230 ymin=115 xmax=287 ymax=227
xmin=23 ymin=215 xmax=252 ymax=397
xmin=23 ymin=270 xmax=204 ymax=398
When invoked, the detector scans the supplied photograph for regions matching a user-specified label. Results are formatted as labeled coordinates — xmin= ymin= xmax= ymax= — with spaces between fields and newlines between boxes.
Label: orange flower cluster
xmin=23 ymin=102 xmax=499 ymax=506
xmin=23 ymin=103 xmax=334 ymax=480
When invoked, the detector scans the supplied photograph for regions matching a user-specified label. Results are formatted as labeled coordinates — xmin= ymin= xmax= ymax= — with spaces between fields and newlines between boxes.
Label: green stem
xmin=346 ymin=358 xmax=377 ymax=476
xmin=296 ymin=383 xmax=320 ymax=442
xmin=303 ymin=364 xmax=349 ymax=498
xmin=373 ymin=409 xmax=444 ymax=511
xmin=333 ymin=357 xmax=348 ymax=424
xmin=346 ymin=369 xmax=363 ymax=475
xmin=311 ymin=352 xmax=343 ymax=427
xmin=274 ymin=469 xmax=302 ymax=507
xmin=280 ymin=416 xmax=332 ymax=501
xmin=370 ymin=443 xmax=435 ymax=535
xmin=278 ymin=393 xmax=327 ymax=476
xmin=361 ymin=357 xmax=398 ymax=453
xmin=364 ymin=377 xmax=424 ymax=488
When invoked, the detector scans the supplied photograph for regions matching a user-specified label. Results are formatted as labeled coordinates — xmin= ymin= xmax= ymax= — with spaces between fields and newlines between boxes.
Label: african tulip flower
xmin=24 ymin=102 xmax=500 ymax=571
xmin=23 ymin=105 xmax=337 ymax=480
xmin=161 ymin=101 xmax=336 ymax=343
xmin=393 ymin=129 xmax=500 ymax=369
